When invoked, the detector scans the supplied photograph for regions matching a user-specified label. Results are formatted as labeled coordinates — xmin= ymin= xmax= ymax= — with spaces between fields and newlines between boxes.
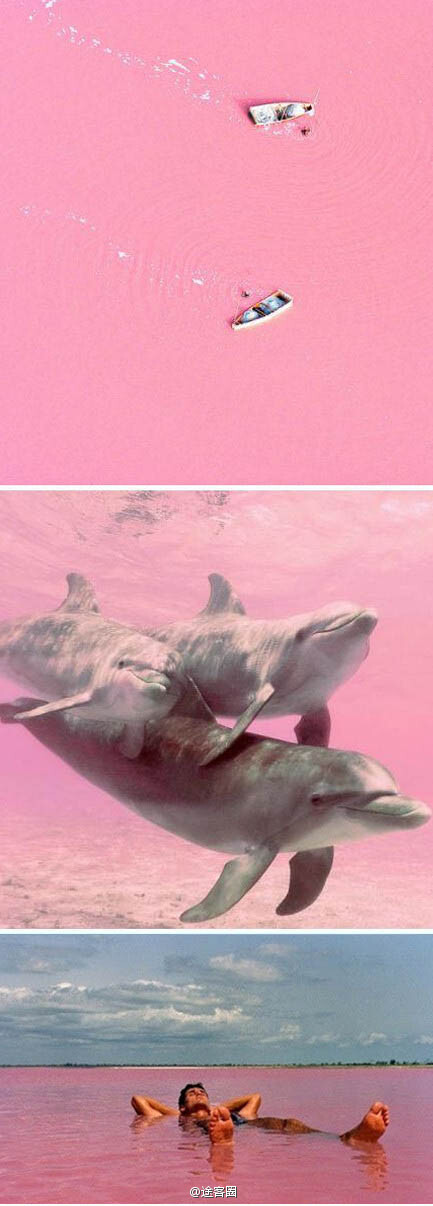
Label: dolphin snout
xmin=363 ymin=794 xmax=431 ymax=827
xmin=356 ymin=607 xmax=378 ymax=634
xmin=320 ymin=607 xmax=378 ymax=635
xmin=302 ymin=604 xmax=378 ymax=639
xmin=132 ymin=670 xmax=171 ymax=692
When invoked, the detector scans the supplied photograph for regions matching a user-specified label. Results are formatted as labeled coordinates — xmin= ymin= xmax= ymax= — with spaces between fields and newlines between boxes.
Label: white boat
xmin=249 ymin=100 xmax=314 ymax=125
xmin=232 ymin=290 xmax=293 ymax=329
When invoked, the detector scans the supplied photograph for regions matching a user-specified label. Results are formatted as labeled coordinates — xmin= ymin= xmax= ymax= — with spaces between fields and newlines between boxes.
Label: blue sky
xmin=0 ymin=934 xmax=432 ymax=1065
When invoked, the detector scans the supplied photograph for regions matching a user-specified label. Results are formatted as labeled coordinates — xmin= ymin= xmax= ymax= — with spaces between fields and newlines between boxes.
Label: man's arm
xmin=220 ymin=1092 xmax=261 ymax=1119
xmin=131 ymin=1094 xmax=178 ymax=1118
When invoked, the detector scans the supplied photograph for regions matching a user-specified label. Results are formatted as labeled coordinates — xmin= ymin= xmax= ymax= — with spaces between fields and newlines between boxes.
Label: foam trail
xmin=26 ymin=0 xmax=313 ymax=135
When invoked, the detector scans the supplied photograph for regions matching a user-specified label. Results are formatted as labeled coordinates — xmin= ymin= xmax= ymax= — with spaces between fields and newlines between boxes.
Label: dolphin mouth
xmin=344 ymin=793 xmax=431 ymax=825
xmin=130 ymin=671 xmax=170 ymax=692
xmin=314 ymin=609 xmax=377 ymax=635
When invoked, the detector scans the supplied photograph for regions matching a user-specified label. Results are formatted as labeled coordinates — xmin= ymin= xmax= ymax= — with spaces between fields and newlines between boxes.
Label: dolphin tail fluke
xmin=14 ymin=691 xmax=92 ymax=721
xmin=58 ymin=572 xmax=100 ymax=614
xmin=199 ymin=572 xmax=246 ymax=617
xmin=294 ymin=706 xmax=331 ymax=748
xmin=276 ymin=847 xmax=334 ymax=915
xmin=118 ymin=722 xmax=146 ymax=759
xmin=180 ymin=843 xmax=279 ymax=923
xmin=199 ymin=682 xmax=275 ymax=766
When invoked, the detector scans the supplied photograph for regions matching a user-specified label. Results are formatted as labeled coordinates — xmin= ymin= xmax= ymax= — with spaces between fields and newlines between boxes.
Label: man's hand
xmin=208 ymin=1106 xmax=234 ymax=1144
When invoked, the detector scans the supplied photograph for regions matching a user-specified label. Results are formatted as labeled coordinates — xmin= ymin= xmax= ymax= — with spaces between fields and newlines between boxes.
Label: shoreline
xmin=2 ymin=1062 xmax=432 ymax=1069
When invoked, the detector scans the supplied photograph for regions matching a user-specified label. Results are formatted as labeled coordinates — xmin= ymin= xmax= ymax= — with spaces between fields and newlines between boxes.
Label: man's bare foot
xmin=208 ymin=1106 xmax=234 ymax=1144
xmin=343 ymin=1102 xmax=390 ymax=1144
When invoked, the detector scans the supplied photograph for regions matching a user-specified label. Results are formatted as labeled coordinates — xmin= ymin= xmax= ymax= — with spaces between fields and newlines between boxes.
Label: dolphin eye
xmin=311 ymin=794 xmax=323 ymax=805
xmin=118 ymin=660 xmax=125 ymax=669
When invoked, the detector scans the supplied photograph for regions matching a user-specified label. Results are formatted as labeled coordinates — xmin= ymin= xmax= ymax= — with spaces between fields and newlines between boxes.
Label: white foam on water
xmin=24 ymin=0 xmax=318 ymax=137
xmin=16 ymin=201 xmax=265 ymax=309
xmin=24 ymin=2 xmax=248 ymax=121
xmin=163 ymin=58 xmax=190 ymax=72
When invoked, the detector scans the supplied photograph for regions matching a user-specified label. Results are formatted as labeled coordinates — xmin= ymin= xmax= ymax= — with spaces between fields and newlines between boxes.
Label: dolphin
xmin=1 ymin=696 xmax=429 ymax=922
xmin=0 ymin=574 xmax=212 ymax=758
xmin=145 ymin=573 xmax=379 ymax=763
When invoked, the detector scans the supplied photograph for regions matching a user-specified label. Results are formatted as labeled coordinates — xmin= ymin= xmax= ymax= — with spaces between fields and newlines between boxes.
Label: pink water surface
xmin=1 ymin=1065 xmax=432 ymax=1203
xmin=0 ymin=489 xmax=432 ymax=928
xmin=1 ymin=0 xmax=433 ymax=485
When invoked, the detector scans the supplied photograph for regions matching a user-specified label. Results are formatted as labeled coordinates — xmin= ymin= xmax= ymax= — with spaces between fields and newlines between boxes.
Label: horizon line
xmin=2 ymin=1060 xmax=431 ymax=1069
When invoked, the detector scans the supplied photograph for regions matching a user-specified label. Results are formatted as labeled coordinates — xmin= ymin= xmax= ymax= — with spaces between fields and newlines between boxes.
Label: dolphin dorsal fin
xmin=58 ymin=573 xmax=100 ymax=614
xmin=199 ymin=573 xmax=246 ymax=617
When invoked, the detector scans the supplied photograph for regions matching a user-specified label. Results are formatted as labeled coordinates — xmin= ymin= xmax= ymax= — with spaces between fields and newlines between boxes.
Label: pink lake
xmin=1 ymin=0 xmax=433 ymax=486
xmin=1 ymin=1066 xmax=432 ymax=1203
xmin=0 ymin=488 xmax=432 ymax=929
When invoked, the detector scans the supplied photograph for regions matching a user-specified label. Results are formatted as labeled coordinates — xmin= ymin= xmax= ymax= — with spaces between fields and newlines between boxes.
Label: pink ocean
xmin=1 ymin=0 xmax=433 ymax=485
xmin=0 ymin=488 xmax=432 ymax=929
xmin=1 ymin=1066 xmax=432 ymax=1204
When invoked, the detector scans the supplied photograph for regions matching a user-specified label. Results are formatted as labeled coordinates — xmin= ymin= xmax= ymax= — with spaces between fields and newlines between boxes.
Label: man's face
xmin=181 ymin=1086 xmax=211 ymax=1118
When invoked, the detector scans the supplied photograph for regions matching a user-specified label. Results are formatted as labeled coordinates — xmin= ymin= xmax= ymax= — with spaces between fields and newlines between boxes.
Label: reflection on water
xmin=1 ymin=1066 xmax=432 ymax=1204
xmin=129 ymin=1109 xmax=389 ymax=1199
xmin=351 ymin=1140 xmax=389 ymax=1194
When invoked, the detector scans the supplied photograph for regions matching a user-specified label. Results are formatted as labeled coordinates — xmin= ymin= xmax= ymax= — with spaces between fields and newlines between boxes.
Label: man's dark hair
xmin=178 ymin=1082 xmax=207 ymax=1110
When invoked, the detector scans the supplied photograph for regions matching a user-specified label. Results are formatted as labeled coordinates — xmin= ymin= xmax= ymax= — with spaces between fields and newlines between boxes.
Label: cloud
xmin=0 ymin=977 xmax=251 ymax=1050
xmin=208 ymin=955 xmax=282 ymax=982
xmin=280 ymin=1023 xmax=301 ymax=1039
xmin=0 ymin=938 xmax=100 ymax=976
xmin=414 ymin=1035 xmax=433 ymax=1045
xmin=305 ymin=1033 xmax=341 ymax=1045
xmin=90 ymin=978 xmax=220 ymax=1006
xmin=256 ymin=943 xmax=298 ymax=959
xmin=358 ymin=1033 xmax=387 ymax=1046
xmin=162 ymin=955 xmax=264 ymax=1009
xmin=261 ymin=1021 xmax=301 ymax=1045
xmin=0 ymin=987 xmax=33 ymax=1000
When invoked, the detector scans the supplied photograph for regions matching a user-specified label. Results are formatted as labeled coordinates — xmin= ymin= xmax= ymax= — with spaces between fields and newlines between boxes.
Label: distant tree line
xmin=2 ymin=1059 xmax=432 ymax=1068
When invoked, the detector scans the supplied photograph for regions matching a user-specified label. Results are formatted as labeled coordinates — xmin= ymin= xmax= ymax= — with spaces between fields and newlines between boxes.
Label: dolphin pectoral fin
xmin=0 ymin=698 xmax=47 ymax=723
xmin=276 ymin=846 xmax=334 ymax=915
xmin=294 ymin=706 xmax=331 ymax=748
xmin=118 ymin=722 xmax=145 ymax=759
xmin=199 ymin=682 xmax=275 ymax=767
xmin=199 ymin=572 xmax=246 ymax=617
xmin=14 ymin=691 xmax=93 ymax=721
xmin=180 ymin=843 xmax=279 ymax=923
xmin=58 ymin=572 xmax=100 ymax=613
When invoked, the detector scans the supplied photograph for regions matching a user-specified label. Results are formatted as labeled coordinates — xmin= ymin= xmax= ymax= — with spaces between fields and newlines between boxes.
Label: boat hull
xmin=249 ymin=100 xmax=314 ymax=125
xmin=232 ymin=290 xmax=293 ymax=329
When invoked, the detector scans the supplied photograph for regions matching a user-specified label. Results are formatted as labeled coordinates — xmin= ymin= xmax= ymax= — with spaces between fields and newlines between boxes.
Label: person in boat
xmin=131 ymin=1083 xmax=390 ymax=1146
